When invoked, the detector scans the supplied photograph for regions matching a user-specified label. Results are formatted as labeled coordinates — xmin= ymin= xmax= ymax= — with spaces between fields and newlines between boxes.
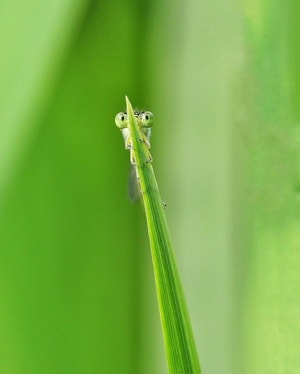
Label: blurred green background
xmin=0 ymin=0 xmax=299 ymax=373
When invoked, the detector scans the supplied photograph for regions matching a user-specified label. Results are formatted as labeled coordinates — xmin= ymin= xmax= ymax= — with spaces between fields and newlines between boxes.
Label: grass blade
xmin=122 ymin=96 xmax=201 ymax=373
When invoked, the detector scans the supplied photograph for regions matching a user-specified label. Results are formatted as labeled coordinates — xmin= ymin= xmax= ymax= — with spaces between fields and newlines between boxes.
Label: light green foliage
xmin=116 ymin=97 xmax=201 ymax=373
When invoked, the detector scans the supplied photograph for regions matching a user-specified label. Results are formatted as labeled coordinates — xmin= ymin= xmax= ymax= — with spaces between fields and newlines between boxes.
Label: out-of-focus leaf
xmin=0 ymin=0 xmax=89 ymax=201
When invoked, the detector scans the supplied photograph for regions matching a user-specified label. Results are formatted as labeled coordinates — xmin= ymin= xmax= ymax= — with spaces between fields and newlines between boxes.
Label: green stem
xmin=125 ymin=96 xmax=201 ymax=373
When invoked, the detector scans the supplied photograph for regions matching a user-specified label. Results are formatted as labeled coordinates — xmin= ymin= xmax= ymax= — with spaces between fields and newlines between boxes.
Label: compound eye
xmin=140 ymin=111 xmax=154 ymax=128
xmin=115 ymin=112 xmax=128 ymax=129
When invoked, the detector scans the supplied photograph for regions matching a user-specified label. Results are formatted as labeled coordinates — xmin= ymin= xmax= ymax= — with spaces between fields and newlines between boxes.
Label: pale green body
xmin=115 ymin=110 xmax=153 ymax=200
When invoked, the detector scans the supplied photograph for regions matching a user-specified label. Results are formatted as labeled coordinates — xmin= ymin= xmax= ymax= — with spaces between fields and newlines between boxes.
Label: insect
xmin=115 ymin=110 xmax=154 ymax=200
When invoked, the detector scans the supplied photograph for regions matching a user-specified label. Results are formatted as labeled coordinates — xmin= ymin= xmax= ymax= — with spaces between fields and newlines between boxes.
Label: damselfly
xmin=115 ymin=110 xmax=154 ymax=201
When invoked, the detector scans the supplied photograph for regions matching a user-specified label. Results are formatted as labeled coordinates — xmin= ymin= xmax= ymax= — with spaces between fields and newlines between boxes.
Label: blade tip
xmin=125 ymin=96 xmax=133 ymax=113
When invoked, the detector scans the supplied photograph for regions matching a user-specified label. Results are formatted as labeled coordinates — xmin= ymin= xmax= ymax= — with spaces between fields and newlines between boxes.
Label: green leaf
xmin=124 ymin=96 xmax=201 ymax=373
